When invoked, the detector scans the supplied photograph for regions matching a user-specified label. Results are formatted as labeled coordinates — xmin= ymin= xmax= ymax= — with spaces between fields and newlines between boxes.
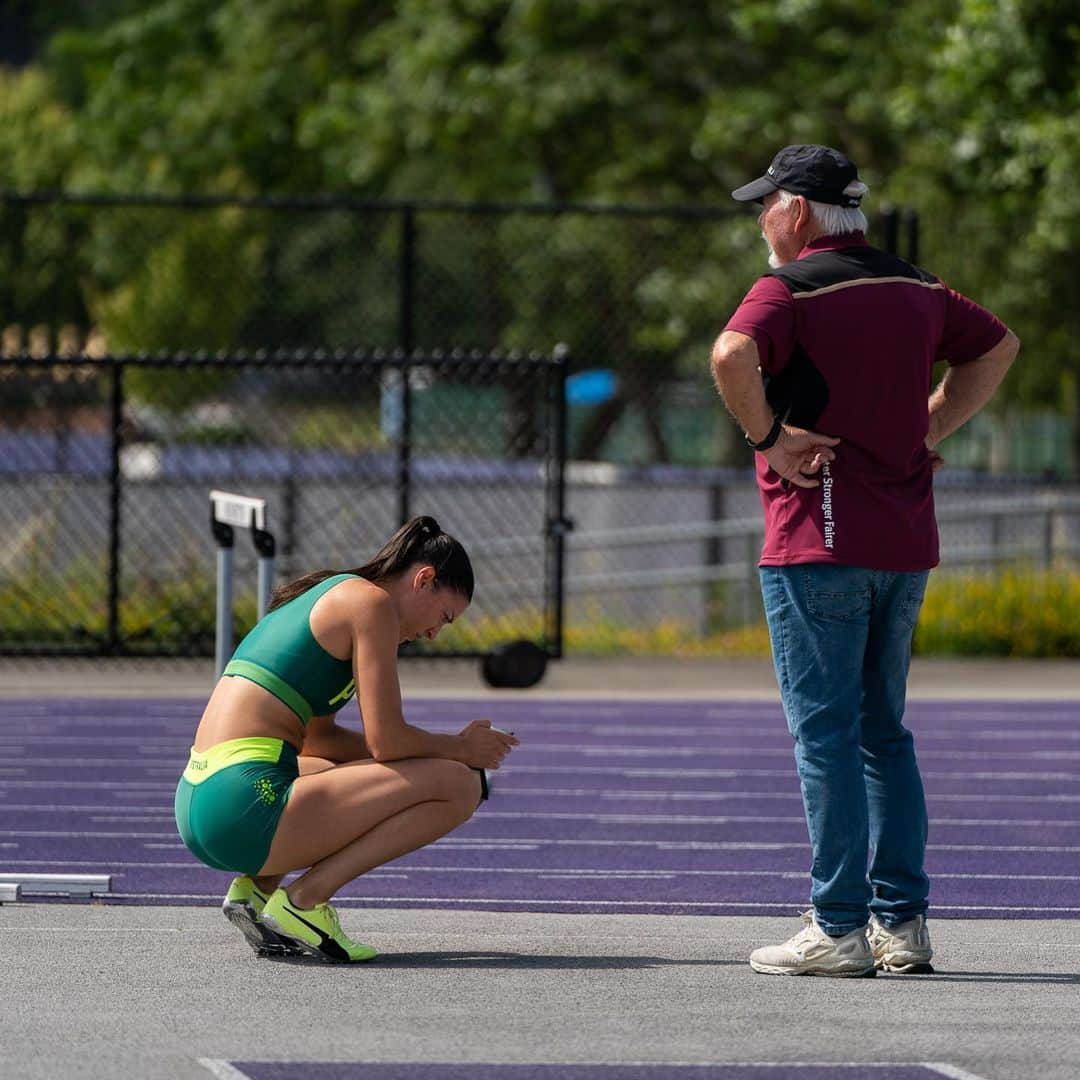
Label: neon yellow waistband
xmin=222 ymin=658 xmax=313 ymax=724
xmin=183 ymin=737 xmax=286 ymax=785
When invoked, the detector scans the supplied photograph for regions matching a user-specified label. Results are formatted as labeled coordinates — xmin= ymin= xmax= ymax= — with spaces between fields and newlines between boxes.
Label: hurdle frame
xmin=210 ymin=490 xmax=276 ymax=681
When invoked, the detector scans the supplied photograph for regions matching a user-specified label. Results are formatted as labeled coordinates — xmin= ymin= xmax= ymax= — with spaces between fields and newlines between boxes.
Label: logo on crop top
xmin=821 ymin=463 xmax=836 ymax=550
xmin=189 ymin=758 xmax=207 ymax=771
xmin=328 ymin=679 xmax=356 ymax=707
xmin=253 ymin=777 xmax=278 ymax=806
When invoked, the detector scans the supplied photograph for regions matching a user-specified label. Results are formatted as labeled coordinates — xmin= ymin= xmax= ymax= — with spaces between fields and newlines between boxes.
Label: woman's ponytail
xmin=267 ymin=515 xmax=474 ymax=612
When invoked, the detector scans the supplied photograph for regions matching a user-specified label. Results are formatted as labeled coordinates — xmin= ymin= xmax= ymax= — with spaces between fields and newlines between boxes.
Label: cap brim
xmin=731 ymin=176 xmax=778 ymax=203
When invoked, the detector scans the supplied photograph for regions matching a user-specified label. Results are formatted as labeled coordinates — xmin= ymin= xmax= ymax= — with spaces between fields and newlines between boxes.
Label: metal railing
xmin=473 ymin=490 xmax=1080 ymax=633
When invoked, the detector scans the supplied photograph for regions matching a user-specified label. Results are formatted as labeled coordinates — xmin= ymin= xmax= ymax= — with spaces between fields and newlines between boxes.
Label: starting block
xmin=0 ymin=873 xmax=112 ymax=899
xmin=210 ymin=490 xmax=277 ymax=680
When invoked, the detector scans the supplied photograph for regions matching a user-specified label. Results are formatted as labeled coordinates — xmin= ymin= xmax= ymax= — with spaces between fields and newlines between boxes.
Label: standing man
xmin=711 ymin=144 xmax=1019 ymax=977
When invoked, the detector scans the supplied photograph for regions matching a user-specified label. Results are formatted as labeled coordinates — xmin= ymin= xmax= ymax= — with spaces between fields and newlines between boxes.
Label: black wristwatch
xmin=745 ymin=416 xmax=783 ymax=451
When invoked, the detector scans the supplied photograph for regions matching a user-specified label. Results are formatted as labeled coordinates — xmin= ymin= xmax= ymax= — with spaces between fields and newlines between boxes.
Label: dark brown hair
xmin=267 ymin=515 xmax=474 ymax=612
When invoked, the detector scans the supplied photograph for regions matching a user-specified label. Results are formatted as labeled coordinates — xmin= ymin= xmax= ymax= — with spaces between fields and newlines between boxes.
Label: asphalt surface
xmin=1 ymin=905 xmax=1078 ymax=1080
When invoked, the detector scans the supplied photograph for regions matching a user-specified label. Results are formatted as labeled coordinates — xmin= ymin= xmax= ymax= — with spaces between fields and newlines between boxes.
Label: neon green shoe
xmin=260 ymin=888 xmax=377 ymax=964
xmin=222 ymin=876 xmax=304 ymax=958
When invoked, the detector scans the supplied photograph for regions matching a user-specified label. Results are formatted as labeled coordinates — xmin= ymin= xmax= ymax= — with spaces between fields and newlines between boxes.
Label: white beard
xmin=763 ymin=233 xmax=783 ymax=269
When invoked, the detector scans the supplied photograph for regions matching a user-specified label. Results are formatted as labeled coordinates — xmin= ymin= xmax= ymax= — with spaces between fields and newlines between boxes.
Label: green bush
xmin=2 ymin=567 xmax=1076 ymax=659
xmin=913 ymin=566 xmax=1080 ymax=658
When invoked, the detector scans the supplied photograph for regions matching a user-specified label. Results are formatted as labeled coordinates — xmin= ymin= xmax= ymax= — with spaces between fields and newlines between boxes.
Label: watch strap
xmin=745 ymin=416 xmax=783 ymax=451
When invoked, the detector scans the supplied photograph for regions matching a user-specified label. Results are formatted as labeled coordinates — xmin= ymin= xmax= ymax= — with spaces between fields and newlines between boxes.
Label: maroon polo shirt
xmin=724 ymin=232 xmax=1008 ymax=570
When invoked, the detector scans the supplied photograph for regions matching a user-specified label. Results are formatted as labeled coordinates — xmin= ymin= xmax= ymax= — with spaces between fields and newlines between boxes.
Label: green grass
xmin=2 ymin=566 xmax=1076 ymax=658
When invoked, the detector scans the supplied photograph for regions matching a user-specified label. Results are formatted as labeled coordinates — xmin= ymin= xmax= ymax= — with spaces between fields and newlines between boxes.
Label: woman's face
xmin=400 ymin=565 xmax=469 ymax=644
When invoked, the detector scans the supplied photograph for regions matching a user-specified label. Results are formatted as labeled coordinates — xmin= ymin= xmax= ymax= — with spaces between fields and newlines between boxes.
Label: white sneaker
xmin=868 ymin=913 xmax=934 ymax=974
xmin=749 ymin=910 xmax=876 ymax=977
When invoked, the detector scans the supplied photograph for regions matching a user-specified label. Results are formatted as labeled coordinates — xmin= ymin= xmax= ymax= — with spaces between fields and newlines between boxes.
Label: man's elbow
xmin=711 ymin=331 xmax=759 ymax=375
xmin=1003 ymin=329 xmax=1021 ymax=363
xmin=991 ymin=328 xmax=1020 ymax=368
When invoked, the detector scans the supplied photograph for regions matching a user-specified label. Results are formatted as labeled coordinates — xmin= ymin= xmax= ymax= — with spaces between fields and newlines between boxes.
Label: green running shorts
xmin=174 ymin=736 xmax=298 ymax=875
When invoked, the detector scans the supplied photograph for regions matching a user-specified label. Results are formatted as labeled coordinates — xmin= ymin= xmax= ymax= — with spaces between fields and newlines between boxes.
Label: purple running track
xmin=1 ymin=697 xmax=1078 ymax=917
xmin=222 ymin=1063 xmax=975 ymax=1080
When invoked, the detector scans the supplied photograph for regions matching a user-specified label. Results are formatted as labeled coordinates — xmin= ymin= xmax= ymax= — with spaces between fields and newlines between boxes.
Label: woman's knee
xmin=438 ymin=759 xmax=483 ymax=813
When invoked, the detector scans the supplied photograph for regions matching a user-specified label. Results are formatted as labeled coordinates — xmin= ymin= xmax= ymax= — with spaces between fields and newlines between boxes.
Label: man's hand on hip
xmin=761 ymin=425 xmax=840 ymax=488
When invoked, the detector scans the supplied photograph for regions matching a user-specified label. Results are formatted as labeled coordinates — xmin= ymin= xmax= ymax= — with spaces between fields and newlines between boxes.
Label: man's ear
xmin=792 ymin=195 xmax=812 ymax=231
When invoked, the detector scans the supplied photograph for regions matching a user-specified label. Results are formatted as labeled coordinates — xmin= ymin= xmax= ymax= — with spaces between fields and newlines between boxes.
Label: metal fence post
xmin=903 ymin=208 xmax=920 ymax=265
xmin=397 ymin=206 xmax=417 ymax=526
xmin=706 ymin=481 xmax=725 ymax=634
xmin=549 ymin=344 xmax=572 ymax=659
xmin=743 ymin=532 xmax=759 ymax=626
xmin=398 ymin=353 xmax=413 ymax=526
xmin=880 ymin=207 xmax=899 ymax=255
xmin=106 ymin=357 xmax=124 ymax=654
xmin=212 ymin=511 xmax=236 ymax=681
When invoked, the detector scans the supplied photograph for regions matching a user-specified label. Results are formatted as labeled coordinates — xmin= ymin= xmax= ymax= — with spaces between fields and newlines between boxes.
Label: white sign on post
xmin=210 ymin=490 xmax=266 ymax=531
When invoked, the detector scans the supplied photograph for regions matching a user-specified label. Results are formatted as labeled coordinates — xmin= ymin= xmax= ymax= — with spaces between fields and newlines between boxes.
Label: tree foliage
xmin=0 ymin=0 xmax=1077 ymax=461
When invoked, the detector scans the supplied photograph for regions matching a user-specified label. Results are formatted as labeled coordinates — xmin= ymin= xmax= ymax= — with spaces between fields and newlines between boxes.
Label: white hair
xmin=778 ymin=180 xmax=869 ymax=236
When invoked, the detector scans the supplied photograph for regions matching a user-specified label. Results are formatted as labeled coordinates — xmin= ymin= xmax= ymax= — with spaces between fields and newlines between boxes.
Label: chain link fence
xmin=0 ymin=349 xmax=568 ymax=666
xmin=1 ymin=192 xmax=1077 ymax=663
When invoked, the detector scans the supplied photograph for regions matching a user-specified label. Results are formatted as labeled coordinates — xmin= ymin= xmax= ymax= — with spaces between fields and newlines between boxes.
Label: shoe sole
xmin=877 ymin=959 xmax=935 ymax=975
xmin=222 ymin=901 xmax=305 ymax=958
xmin=749 ymin=961 xmax=876 ymax=977
xmin=260 ymin=911 xmax=377 ymax=965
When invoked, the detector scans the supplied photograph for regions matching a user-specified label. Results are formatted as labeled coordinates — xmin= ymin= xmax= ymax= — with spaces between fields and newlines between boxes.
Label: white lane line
xmin=502 ymin=725 xmax=1080 ymax=741
xmin=197 ymin=1061 xmax=253 ymax=1080
xmin=1 ymin=858 xmax=1075 ymax=884
xmin=0 ymin=859 xmax=403 ymax=876
xmin=0 ymin=737 xmax=188 ymax=746
xmin=1 ymin=830 xmax=177 ymax=838
xmin=93 ymin=893 xmax=1080 ymax=914
xmin=19 ymin=834 xmax=1076 ymax=855
xmin=503 ymin=765 xmax=1080 ymax=781
xmin=0 ymin=758 xmax=186 ymax=767
xmin=13 ymin=806 xmax=1080 ymax=833
xmin=12 ymin=747 xmax=1080 ymax=764
xmin=478 ymin=810 xmax=1080 ymax=828
xmin=435 ymin=837 xmax=1080 ymax=854
xmin=0 ymin=805 xmax=175 ymax=812
xmin=6 ymin=812 xmax=1077 ymax=836
xmin=495 ymin=788 xmax=1080 ymax=804
xmin=924 ymin=1064 xmax=992 ymax=1080
xmin=484 ymin=744 xmax=1080 ymax=761
xmin=77 ymin=765 xmax=1080 ymax=788
xmin=0 ymin=781 xmax=162 ymax=789
xmin=88 ymin=816 xmax=174 ymax=823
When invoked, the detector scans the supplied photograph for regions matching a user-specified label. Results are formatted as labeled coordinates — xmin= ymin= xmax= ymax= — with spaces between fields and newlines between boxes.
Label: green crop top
xmin=223 ymin=573 xmax=359 ymax=724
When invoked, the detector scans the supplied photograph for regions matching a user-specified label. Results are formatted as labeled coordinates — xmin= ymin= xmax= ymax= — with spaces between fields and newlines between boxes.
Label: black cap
xmin=732 ymin=144 xmax=862 ymax=207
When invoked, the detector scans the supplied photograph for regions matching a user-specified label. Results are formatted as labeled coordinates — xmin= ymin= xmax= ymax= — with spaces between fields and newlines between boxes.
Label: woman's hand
xmin=458 ymin=719 xmax=520 ymax=769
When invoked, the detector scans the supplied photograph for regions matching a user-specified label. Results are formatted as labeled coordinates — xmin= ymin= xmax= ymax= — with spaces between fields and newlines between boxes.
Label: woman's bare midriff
xmin=192 ymin=675 xmax=306 ymax=753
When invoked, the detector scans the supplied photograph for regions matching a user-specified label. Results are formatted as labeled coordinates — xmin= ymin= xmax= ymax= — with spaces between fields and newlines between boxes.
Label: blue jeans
xmin=759 ymin=564 xmax=931 ymax=936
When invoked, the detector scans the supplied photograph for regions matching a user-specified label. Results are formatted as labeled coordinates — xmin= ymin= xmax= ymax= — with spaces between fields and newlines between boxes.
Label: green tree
xmin=2 ymin=0 xmax=1076 ymax=466
xmin=890 ymin=0 xmax=1080 ymax=466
